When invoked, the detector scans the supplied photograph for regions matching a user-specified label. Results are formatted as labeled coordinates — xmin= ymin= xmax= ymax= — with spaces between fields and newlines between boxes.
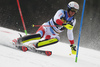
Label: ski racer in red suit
xmin=12 ymin=1 xmax=79 ymax=55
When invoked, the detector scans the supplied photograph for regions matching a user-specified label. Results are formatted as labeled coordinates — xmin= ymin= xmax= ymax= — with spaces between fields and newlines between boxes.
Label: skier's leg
xmin=31 ymin=35 xmax=60 ymax=48
xmin=18 ymin=34 xmax=41 ymax=44
xmin=13 ymin=25 xmax=45 ymax=46
xmin=12 ymin=34 xmax=41 ymax=46
xmin=35 ymin=38 xmax=59 ymax=48
xmin=25 ymin=22 xmax=60 ymax=48
xmin=34 ymin=25 xmax=60 ymax=48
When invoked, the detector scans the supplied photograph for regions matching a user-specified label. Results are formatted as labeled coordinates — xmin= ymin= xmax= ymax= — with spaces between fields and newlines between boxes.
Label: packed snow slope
xmin=0 ymin=27 xmax=100 ymax=67
xmin=0 ymin=0 xmax=100 ymax=50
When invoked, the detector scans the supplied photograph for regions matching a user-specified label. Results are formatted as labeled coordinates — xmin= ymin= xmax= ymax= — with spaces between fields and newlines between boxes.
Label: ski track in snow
xmin=0 ymin=27 xmax=100 ymax=67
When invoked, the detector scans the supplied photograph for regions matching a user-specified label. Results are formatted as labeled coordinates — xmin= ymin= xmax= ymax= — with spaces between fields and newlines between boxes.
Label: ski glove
xmin=63 ymin=22 xmax=73 ymax=30
xmin=61 ymin=17 xmax=67 ymax=24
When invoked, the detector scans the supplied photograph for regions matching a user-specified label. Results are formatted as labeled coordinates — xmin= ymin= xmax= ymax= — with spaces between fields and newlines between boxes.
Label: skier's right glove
xmin=70 ymin=44 xmax=76 ymax=55
xmin=61 ymin=17 xmax=67 ymax=24
xmin=63 ymin=22 xmax=73 ymax=30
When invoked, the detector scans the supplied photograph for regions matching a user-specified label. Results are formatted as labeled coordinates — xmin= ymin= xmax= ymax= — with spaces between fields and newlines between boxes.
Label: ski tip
xmin=18 ymin=33 xmax=22 ymax=37
xmin=45 ymin=51 xmax=52 ymax=56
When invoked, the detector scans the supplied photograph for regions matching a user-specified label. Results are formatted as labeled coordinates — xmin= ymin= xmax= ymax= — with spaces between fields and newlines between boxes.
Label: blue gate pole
xmin=75 ymin=0 xmax=86 ymax=62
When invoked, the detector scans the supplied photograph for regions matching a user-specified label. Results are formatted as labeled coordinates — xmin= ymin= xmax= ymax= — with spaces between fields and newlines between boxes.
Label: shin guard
xmin=36 ymin=38 xmax=59 ymax=48
xmin=18 ymin=34 xmax=41 ymax=44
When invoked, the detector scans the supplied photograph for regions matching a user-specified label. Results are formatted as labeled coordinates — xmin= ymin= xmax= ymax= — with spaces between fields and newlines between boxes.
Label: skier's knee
xmin=45 ymin=35 xmax=51 ymax=39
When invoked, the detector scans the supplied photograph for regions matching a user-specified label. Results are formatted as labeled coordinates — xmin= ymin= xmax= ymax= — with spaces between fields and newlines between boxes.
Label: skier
xmin=12 ymin=1 xmax=79 ymax=55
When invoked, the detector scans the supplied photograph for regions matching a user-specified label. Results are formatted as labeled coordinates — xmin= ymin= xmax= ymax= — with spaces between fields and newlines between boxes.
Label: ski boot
xmin=12 ymin=38 xmax=19 ymax=47
xmin=70 ymin=44 xmax=76 ymax=55
xmin=27 ymin=43 xmax=36 ymax=50
xmin=12 ymin=38 xmax=28 ymax=52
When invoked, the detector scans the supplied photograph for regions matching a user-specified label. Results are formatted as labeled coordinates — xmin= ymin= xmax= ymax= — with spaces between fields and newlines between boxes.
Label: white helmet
xmin=67 ymin=1 xmax=79 ymax=13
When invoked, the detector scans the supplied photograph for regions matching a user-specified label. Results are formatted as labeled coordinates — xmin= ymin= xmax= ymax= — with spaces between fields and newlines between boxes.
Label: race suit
xmin=36 ymin=9 xmax=76 ymax=45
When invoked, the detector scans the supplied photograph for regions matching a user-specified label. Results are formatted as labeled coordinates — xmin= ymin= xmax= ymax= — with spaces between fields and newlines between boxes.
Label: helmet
xmin=67 ymin=1 xmax=79 ymax=13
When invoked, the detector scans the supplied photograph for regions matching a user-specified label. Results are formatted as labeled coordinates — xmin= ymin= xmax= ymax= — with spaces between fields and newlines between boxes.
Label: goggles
xmin=70 ymin=8 xmax=78 ymax=13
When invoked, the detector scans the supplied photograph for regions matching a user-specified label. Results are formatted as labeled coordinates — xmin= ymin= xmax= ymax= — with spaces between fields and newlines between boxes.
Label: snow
xmin=0 ymin=27 xmax=100 ymax=67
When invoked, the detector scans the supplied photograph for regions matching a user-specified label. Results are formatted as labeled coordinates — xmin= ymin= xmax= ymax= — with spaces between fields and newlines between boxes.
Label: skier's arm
xmin=67 ymin=29 xmax=74 ymax=44
xmin=53 ymin=9 xmax=74 ymax=30
xmin=53 ymin=9 xmax=66 ymax=25
xmin=67 ymin=19 xmax=76 ymax=44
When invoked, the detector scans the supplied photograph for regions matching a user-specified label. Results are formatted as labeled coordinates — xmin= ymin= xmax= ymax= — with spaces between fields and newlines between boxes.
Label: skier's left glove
xmin=63 ymin=22 xmax=73 ymax=30
xmin=70 ymin=44 xmax=76 ymax=55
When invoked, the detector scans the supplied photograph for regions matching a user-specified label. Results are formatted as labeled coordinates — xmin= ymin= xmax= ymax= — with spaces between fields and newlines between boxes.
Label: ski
xmin=17 ymin=45 xmax=52 ymax=56
xmin=12 ymin=33 xmax=52 ymax=56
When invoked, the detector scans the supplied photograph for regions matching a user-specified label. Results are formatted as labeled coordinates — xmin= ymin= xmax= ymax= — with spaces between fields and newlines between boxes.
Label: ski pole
xmin=75 ymin=0 xmax=86 ymax=62
xmin=16 ymin=0 xmax=27 ymax=35
xmin=32 ymin=24 xmax=57 ymax=27
xmin=32 ymin=22 xmax=70 ymax=27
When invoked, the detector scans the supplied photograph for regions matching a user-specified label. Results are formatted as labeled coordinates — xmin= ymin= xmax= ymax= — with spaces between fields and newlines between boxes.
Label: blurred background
xmin=0 ymin=0 xmax=100 ymax=51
